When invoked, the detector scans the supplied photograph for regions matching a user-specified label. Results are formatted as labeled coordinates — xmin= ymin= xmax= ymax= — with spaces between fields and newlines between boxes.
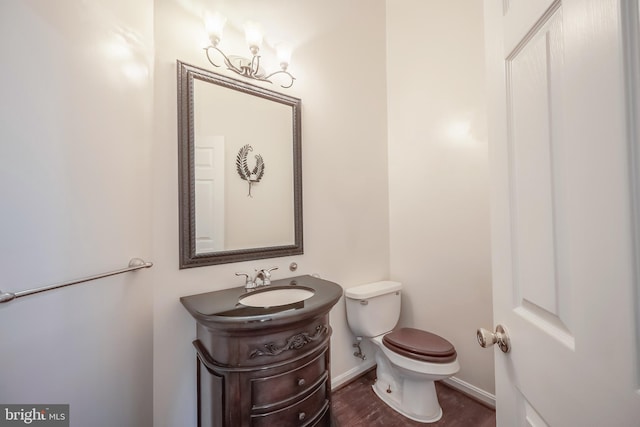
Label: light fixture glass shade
xmin=276 ymin=43 xmax=292 ymax=70
xmin=205 ymin=12 xmax=226 ymax=45
xmin=244 ymin=22 xmax=263 ymax=51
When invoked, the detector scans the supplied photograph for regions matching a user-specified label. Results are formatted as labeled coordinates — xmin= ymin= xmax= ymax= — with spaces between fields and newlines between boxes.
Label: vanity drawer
xmin=198 ymin=315 xmax=330 ymax=367
xmin=250 ymin=381 xmax=328 ymax=427
xmin=251 ymin=350 xmax=327 ymax=409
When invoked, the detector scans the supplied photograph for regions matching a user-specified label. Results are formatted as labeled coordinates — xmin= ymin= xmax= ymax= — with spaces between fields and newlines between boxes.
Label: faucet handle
xmin=235 ymin=272 xmax=255 ymax=288
xmin=259 ymin=266 xmax=279 ymax=285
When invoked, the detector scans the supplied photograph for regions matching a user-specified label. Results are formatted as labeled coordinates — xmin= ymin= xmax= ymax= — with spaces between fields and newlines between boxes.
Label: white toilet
xmin=345 ymin=281 xmax=460 ymax=423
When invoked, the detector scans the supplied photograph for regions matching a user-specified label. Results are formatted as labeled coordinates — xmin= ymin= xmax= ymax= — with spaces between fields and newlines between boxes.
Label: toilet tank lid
xmin=345 ymin=281 xmax=402 ymax=299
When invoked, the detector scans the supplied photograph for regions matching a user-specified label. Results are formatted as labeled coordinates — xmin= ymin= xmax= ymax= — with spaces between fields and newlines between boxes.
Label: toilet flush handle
xmin=477 ymin=325 xmax=511 ymax=353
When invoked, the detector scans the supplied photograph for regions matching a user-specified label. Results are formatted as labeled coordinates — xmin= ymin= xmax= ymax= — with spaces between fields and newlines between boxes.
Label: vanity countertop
xmin=180 ymin=275 xmax=343 ymax=330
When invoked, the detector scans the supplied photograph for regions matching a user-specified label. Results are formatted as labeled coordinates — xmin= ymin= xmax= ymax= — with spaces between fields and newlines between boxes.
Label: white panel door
xmin=194 ymin=135 xmax=225 ymax=253
xmin=485 ymin=0 xmax=640 ymax=425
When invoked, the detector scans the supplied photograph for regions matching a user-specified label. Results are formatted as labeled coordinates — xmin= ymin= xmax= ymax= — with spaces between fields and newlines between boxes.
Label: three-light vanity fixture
xmin=204 ymin=12 xmax=296 ymax=88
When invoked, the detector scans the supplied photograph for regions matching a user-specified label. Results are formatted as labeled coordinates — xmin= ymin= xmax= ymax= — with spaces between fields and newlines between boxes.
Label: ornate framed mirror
xmin=177 ymin=60 xmax=303 ymax=268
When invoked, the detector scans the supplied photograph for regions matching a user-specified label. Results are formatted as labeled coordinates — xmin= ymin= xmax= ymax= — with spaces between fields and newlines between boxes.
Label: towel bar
xmin=0 ymin=258 xmax=153 ymax=304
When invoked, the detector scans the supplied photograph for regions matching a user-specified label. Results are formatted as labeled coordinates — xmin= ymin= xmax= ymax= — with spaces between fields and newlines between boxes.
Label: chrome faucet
xmin=236 ymin=266 xmax=278 ymax=290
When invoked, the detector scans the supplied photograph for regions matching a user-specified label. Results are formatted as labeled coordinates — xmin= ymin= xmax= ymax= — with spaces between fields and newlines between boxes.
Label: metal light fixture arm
xmin=205 ymin=45 xmax=242 ymax=75
xmin=204 ymin=45 xmax=296 ymax=88
xmin=263 ymin=69 xmax=295 ymax=89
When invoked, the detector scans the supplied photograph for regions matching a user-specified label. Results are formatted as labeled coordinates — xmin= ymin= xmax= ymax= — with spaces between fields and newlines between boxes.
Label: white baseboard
xmin=331 ymin=358 xmax=376 ymax=390
xmin=442 ymin=376 xmax=496 ymax=409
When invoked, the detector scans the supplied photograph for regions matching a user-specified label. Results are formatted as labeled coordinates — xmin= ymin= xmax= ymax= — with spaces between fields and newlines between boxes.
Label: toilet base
xmin=372 ymin=351 xmax=444 ymax=423
xmin=372 ymin=381 xmax=443 ymax=423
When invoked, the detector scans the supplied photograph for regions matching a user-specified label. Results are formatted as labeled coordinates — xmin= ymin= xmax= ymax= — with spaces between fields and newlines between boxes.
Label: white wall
xmin=152 ymin=1 xmax=390 ymax=426
xmin=386 ymin=0 xmax=495 ymax=394
xmin=0 ymin=1 xmax=154 ymax=426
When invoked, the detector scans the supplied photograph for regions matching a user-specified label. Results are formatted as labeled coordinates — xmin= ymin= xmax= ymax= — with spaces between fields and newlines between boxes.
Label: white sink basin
xmin=239 ymin=287 xmax=315 ymax=308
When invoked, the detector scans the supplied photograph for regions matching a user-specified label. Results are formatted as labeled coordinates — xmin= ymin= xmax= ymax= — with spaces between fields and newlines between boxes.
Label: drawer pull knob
xmin=297 ymin=378 xmax=306 ymax=386
xmin=298 ymin=412 xmax=306 ymax=421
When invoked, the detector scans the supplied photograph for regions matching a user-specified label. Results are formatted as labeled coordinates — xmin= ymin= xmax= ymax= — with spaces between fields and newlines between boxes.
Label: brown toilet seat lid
xmin=383 ymin=328 xmax=457 ymax=364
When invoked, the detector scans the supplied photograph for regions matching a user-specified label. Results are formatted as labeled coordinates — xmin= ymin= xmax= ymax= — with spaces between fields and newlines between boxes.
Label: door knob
xmin=477 ymin=325 xmax=511 ymax=353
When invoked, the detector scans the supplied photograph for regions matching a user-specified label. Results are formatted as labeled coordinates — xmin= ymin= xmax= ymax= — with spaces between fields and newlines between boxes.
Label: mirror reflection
xmin=178 ymin=61 xmax=303 ymax=268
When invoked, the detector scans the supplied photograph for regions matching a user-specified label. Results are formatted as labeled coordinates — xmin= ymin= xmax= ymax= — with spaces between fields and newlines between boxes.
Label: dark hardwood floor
xmin=331 ymin=369 xmax=496 ymax=427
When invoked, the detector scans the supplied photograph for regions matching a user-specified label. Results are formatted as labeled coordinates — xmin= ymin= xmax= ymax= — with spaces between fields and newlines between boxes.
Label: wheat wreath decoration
xmin=235 ymin=144 xmax=265 ymax=197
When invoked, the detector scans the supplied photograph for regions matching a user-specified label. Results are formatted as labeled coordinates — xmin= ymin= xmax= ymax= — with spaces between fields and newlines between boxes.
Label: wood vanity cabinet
xmin=181 ymin=276 xmax=342 ymax=427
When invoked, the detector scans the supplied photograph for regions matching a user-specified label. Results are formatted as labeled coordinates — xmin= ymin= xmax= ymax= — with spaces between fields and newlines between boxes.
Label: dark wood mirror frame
xmin=177 ymin=60 xmax=303 ymax=268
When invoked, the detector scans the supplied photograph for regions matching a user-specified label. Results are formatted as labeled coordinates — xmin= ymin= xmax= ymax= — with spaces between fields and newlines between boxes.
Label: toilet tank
xmin=345 ymin=281 xmax=402 ymax=338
